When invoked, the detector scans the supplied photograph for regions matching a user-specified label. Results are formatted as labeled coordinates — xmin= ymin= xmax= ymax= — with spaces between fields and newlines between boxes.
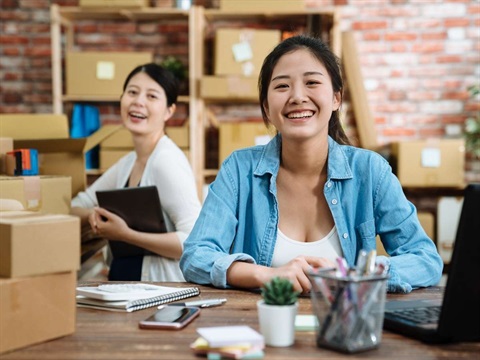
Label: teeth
xmin=130 ymin=112 xmax=146 ymax=118
xmin=287 ymin=111 xmax=313 ymax=119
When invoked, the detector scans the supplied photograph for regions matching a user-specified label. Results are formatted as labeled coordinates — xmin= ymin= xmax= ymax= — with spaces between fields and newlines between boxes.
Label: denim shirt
xmin=180 ymin=135 xmax=443 ymax=293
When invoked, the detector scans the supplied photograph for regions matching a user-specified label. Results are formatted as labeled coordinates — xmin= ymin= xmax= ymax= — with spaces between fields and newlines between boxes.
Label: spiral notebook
xmin=76 ymin=284 xmax=200 ymax=312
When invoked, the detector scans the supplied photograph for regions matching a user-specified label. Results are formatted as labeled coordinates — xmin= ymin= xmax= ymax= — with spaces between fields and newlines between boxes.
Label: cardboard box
xmin=219 ymin=122 xmax=273 ymax=166
xmin=201 ymin=76 xmax=258 ymax=100
xmin=166 ymin=123 xmax=189 ymax=149
xmin=220 ymin=0 xmax=304 ymax=12
xmin=100 ymin=149 xmax=131 ymax=170
xmin=0 ymin=115 xmax=123 ymax=197
xmin=79 ymin=0 xmax=149 ymax=8
xmin=390 ymin=139 xmax=465 ymax=188
xmin=66 ymin=52 xmax=152 ymax=97
xmin=214 ymin=28 xmax=281 ymax=78
xmin=0 ymin=211 xmax=80 ymax=278
xmin=0 ymin=271 xmax=76 ymax=354
xmin=0 ymin=175 xmax=71 ymax=214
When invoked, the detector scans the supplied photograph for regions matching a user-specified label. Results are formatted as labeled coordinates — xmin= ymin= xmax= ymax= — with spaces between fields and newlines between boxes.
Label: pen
xmin=161 ymin=298 xmax=227 ymax=309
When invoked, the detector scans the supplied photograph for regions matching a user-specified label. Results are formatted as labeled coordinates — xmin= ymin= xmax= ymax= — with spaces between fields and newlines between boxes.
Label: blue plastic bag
xmin=71 ymin=104 xmax=100 ymax=169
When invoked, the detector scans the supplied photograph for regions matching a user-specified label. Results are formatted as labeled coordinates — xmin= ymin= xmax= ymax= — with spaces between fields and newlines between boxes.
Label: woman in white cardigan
xmin=71 ymin=63 xmax=201 ymax=282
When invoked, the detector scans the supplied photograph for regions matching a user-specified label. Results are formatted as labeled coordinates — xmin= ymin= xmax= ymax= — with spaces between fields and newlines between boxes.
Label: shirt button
xmin=343 ymin=233 xmax=348 ymax=239
xmin=327 ymin=181 xmax=332 ymax=188
xmin=331 ymin=199 xmax=338 ymax=205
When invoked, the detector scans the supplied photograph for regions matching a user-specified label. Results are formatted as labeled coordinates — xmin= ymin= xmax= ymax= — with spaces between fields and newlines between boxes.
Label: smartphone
xmin=139 ymin=306 xmax=201 ymax=330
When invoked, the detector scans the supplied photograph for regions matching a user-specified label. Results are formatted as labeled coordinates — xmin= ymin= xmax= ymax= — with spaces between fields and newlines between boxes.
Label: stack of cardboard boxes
xmin=0 ymin=117 xmax=82 ymax=354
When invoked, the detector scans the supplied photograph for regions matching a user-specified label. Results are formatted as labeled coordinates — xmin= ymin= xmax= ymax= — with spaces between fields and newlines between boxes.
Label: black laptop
xmin=383 ymin=183 xmax=480 ymax=343
xmin=96 ymin=186 xmax=167 ymax=258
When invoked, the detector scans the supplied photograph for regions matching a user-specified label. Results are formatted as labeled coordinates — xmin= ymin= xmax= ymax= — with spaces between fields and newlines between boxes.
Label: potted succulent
xmin=257 ymin=277 xmax=300 ymax=347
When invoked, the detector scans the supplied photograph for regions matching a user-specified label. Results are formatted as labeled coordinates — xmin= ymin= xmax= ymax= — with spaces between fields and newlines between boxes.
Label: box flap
xmin=85 ymin=125 xmax=123 ymax=152
xmin=0 ymin=114 xmax=69 ymax=140
xmin=14 ymin=138 xmax=87 ymax=153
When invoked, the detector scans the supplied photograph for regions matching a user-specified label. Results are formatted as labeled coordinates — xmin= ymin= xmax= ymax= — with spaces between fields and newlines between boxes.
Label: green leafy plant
xmin=465 ymin=84 xmax=480 ymax=159
xmin=261 ymin=277 xmax=300 ymax=306
xmin=160 ymin=56 xmax=188 ymax=82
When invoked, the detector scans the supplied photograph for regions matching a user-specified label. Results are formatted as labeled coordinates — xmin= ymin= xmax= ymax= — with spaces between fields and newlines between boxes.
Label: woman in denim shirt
xmin=180 ymin=35 xmax=443 ymax=293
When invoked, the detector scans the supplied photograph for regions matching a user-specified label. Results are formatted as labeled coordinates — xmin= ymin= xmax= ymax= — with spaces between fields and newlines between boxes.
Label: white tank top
xmin=271 ymin=226 xmax=343 ymax=267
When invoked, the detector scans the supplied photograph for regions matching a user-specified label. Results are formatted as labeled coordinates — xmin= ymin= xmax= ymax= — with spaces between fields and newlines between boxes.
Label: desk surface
xmin=1 ymin=283 xmax=478 ymax=360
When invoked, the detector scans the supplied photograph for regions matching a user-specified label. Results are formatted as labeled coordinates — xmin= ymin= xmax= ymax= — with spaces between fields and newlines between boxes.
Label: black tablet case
xmin=96 ymin=186 xmax=167 ymax=258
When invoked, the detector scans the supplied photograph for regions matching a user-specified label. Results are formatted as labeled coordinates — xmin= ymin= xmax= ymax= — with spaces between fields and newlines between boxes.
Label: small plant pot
xmin=256 ymin=300 xmax=298 ymax=347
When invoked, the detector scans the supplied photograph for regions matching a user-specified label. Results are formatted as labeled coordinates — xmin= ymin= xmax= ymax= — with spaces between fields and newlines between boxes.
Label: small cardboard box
xmin=201 ymin=76 xmax=258 ymax=100
xmin=66 ymin=52 xmax=152 ymax=97
xmin=0 ymin=211 xmax=80 ymax=278
xmin=79 ymin=0 xmax=149 ymax=8
xmin=166 ymin=123 xmax=189 ymax=149
xmin=219 ymin=121 xmax=273 ymax=166
xmin=100 ymin=149 xmax=131 ymax=170
xmin=0 ymin=271 xmax=76 ymax=354
xmin=390 ymin=139 xmax=465 ymax=188
xmin=219 ymin=0 xmax=304 ymax=12
xmin=0 ymin=175 xmax=71 ymax=214
xmin=214 ymin=28 xmax=281 ymax=78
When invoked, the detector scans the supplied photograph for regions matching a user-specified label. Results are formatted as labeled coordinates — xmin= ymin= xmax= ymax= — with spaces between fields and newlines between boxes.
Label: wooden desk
xmin=1 ymin=283 xmax=478 ymax=360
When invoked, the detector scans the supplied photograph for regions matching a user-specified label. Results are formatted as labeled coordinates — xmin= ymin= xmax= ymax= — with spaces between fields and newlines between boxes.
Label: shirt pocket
xmin=355 ymin=219 xmax=377 ymax=244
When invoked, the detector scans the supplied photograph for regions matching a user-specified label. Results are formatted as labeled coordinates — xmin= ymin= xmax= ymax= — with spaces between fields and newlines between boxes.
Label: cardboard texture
xmin=166 ymin=123 xmax=189 ymax=149
xmin=390 ymin=139 xmax=465 ymax=188
xmin=66 ymin=52 xmax=152 ymax=97
xmin=201 ymin=76 xmax=258 ymax=100
xmin=0 ymin=114 xmax=69 ymax=139
xmin=0 ymin=137 xmax=13 ymax=174
xmin=220 ymin=0 xmax=304 ymax=11
xmin=214 ymin=28 xmax=281 ymax=78
xmin=0 ymin=211 xmax=80 ymax=278
xmin=100 ymin=149 xmax=131 ymax=170
xmin=0 ymin=271 xmax=76 ymax=354
xmin=219 ymin=122 xmax=273 ymax=166
xmin=79 ymin=0 xmax=149 ymax=8
xmin=0 ymin=175 xmax=71 ymax=214
xmin=342 ymin=31 xmax=379 ymax=150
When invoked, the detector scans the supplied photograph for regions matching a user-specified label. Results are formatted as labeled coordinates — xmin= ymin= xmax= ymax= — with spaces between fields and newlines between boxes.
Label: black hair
xmin=258 ymin=35 xmax=350 ymax=145
xmin=122 ymin=62 xmax=179 ymax=106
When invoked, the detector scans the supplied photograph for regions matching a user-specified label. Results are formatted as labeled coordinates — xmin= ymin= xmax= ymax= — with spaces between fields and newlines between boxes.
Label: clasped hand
xmin=88 ymin=207 xmax=131 ymax=242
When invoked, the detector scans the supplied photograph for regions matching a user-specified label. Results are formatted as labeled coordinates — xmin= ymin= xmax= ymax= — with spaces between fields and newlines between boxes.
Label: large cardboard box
xmin=0 ymin=271 xmax=76 ymax=354
xmin=214 ymin=28 xmax=281 ymax=78
xmin=219 ymin=122 xmax=273 ymax=166
xmin=201 ymin=76 xmax=258 ymax=100
xmin=390 ymin=139 xmax=465 ymax=188
xmin=79 ymin=0 xmax=149 ymax=8
xmin=220 ymin=0 xmax=304 ymax=12
xmin=0 ymin=115 xmax=123 ymax=197
xmin=66 ymin=52 xmax=152 ymax=97
xmin=0 ymin=175 xmax=71 ymax=214
xmin=0 ymin=211 xmax=80 ymax=278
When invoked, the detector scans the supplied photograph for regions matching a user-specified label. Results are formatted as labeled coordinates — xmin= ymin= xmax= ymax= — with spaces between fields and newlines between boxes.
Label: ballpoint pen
xmin=160 ymin=298 xmax=227 ymax=309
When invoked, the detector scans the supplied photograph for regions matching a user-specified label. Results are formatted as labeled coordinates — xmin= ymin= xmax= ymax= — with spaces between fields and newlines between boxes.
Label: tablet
xmin=96 ymin=186 xmax=167 ymax=258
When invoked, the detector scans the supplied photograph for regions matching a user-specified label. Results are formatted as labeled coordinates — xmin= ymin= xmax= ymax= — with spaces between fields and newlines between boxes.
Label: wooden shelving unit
xmin=50 ymin=4 xmax=340 ymax=197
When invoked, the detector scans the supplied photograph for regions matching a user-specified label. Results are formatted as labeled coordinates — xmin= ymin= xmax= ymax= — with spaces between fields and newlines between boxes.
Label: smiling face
xmin=120 ymin=71 xmax=175 ymax=137
xmin=264 ymin=48 xmax=341 ymax=142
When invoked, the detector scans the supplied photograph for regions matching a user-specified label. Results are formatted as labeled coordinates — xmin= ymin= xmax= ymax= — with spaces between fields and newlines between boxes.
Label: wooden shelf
xmin=57 ymin=7 xmax=189 ymax=21
xmin=61 ymin=95 xmax=190 ymax=103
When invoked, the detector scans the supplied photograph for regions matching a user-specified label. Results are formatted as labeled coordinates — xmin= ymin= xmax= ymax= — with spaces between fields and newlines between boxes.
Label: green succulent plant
xmin=465 ymin=85 xmax=480 ymax=159
xmin=160 ymin=56 xmax=188 ymax=82
xmin=261 ymin=277 xmax=300 ymax=306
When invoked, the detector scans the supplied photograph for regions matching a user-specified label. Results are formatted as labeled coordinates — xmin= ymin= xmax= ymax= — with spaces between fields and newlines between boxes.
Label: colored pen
xmin=163 ymin=298 xmax=227 ymax=309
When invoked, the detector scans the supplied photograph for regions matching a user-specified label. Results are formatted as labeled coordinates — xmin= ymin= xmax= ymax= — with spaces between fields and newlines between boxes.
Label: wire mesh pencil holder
xmin=308 ymin=269 xmax=388 ymax=353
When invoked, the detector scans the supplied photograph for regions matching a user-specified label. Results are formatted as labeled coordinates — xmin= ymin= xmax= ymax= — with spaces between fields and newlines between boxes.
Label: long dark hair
xmin=258 ymin=35 xmax=350 ymax=145
xmin=122 ymin=62 xmax=179 ymax=107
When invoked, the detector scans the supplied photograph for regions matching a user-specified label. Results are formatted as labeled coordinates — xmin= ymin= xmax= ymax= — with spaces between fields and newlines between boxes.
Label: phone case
xmin=139 ymin=306 xmax=201 ymax=330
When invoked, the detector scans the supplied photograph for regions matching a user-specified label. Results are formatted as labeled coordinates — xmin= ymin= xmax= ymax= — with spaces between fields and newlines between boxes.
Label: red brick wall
xmin=1 ymin=0 xmax=479 ymax=176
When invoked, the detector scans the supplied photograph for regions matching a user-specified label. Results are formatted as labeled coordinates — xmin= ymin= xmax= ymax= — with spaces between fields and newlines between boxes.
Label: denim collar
xmin=254 ymin=133 xmax=353 ymax=181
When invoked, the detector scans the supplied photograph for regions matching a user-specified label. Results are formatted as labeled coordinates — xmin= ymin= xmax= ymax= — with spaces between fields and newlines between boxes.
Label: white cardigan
xmin=72 ymin=135 xmax=201 ymax=281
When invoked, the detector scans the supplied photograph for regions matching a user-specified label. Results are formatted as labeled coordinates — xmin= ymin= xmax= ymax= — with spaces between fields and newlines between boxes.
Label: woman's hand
xmin=89 ymin=207 xmax=132 ymax=242
xmin=265 ymin=256 xmax=335 ymax=294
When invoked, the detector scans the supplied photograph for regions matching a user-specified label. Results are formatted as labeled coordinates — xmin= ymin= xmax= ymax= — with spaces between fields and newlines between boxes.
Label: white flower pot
xmin=256 ymin=300 xmax=298 ymax=347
